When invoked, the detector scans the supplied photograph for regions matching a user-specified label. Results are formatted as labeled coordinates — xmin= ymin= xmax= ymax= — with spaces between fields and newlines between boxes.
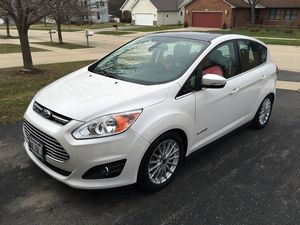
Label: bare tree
xmin=108 ymin=0 xmax=124 ymax=18
xmin=49 ymin=0 xmax=90 ymax=44
xmin=0 ymin=0 xmax=51 ymax=71
xmin=248 ymin=0 xmax=260 ymax=26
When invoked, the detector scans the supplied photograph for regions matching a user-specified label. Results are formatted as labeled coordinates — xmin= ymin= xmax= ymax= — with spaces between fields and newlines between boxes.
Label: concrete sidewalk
xmin=276 ymin=81 xmax=300 ymax=91
xmin=0 ymin=29 xmax=300 ymax=72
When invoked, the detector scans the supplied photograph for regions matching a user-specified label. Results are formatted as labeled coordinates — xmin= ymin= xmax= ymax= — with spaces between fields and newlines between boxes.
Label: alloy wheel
xmin=259 ymin=97 xmax=272 ymax=125
xmin=148 ymin=139 xmax=180 ymax=185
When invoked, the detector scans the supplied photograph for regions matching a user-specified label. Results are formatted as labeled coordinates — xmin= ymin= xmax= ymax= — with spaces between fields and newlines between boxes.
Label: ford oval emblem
xmin=42 ymin=109 xmax=52 ymax=119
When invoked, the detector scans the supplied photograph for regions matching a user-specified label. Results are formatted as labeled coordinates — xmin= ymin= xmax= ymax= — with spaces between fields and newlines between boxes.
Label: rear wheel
xmin=252 ymin=95 xmax=274 ymax=129
xmin=137 ymin=131 xmax=184 ymax=191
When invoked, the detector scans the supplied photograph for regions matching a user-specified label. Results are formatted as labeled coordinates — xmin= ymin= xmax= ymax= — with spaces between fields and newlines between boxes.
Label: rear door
xmin=236 ymin=40 xmax=270 ymax=117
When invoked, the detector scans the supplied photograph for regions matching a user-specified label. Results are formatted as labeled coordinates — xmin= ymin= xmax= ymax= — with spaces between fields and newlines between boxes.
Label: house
xmin=83 ymin=0 xmax=109 ymax=23
xmin=120 ymin=0 xmax=185 ymax=26
xmin=182 ymin=0 xmax=300 ymax=28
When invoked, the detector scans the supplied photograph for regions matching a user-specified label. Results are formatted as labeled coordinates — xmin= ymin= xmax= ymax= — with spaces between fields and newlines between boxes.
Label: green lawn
xmin=127 ymin=25 xmax=184 ymax=32
xmin=0 ymin=44 xmax=48 ymax=54
xmin=0 ymin=23 xmax=130 ymax=32
xmin=32 ymin=42 xmax=91 ymax=49
xmin=96 ymin=31 xmax=136 ymax=35
xmin=195 ymin=28 xmax=300 ymax=46
xmin=0 ymin=60 xmax=94 ymax=124
xmin=258 ymin=38 xmax=300 ymax=46
xmin=205 ymin=28 xmax=300 ymax=39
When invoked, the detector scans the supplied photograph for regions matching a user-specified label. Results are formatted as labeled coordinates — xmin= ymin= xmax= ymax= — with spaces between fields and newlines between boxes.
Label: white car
xmin=23 ymin=32 xmax=277 ymax=191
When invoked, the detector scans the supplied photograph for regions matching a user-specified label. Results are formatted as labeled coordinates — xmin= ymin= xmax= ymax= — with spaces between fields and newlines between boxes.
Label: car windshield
xmin=89 ymin=36 xmax=209 ymax=85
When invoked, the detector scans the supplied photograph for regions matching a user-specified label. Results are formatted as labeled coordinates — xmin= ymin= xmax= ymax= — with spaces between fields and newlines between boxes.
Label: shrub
xmin=249 ymin=28 xmax=260 ymax=32
xmin=285 ymin=28 xmax=294 ymax=34
xmin=222 ymin=23 xmax=227 ymax=29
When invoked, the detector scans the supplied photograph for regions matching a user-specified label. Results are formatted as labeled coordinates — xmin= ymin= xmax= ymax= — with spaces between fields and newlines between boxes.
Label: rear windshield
xmin=89 ymin=36 xmax=209 ymax=85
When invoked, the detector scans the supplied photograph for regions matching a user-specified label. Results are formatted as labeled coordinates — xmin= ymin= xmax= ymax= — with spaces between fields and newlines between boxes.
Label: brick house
xmin=182 ymin=0 xmax=300 ymax=28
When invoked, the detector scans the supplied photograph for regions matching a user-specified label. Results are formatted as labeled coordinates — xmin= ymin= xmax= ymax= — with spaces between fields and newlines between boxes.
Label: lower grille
xmin=23 ymin=120 xmax=70 ymax=162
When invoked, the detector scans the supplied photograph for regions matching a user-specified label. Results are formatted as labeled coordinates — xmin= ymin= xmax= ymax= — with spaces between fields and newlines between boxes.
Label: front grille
xmin=23 ymin=120 xmax=70 ymax=162
xmin=33 ymin=101 xmax=72 ymax=125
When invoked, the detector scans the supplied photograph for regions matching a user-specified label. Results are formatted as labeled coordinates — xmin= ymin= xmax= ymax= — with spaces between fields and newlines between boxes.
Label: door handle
xmin=261 ymin=75 xmax=267 ymax=80
xmin=230 ymin=87 xmax=240 ymax=95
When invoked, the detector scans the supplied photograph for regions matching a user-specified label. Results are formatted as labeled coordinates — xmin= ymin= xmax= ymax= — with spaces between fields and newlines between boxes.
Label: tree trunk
xmin=251 ymin=5 xmax=256 ymax=27
xmin=18 ymin=28 xmax=34 ymax=71
xmin=5 ymin=16 xmax=10 ymax=37
xmin=57 ymin=22 xmax=63 ymax=44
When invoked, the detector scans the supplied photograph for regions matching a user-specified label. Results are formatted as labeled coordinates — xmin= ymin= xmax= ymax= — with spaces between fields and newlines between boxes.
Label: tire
xmin=137 ymin=131 xmax=185 ymax=192
xmin=251 ymin=95 xmax=274 ymax=129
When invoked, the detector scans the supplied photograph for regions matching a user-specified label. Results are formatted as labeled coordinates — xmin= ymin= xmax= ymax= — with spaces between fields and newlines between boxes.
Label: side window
xmin=238 ymin=40 xmax=267 ymax=73
xmin=201 ymin=41 xmax=238 ymax=79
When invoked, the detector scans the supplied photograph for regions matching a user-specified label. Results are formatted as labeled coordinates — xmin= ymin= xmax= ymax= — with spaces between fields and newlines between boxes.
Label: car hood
xmin=34 ymin=67 xmax=169 ymax=121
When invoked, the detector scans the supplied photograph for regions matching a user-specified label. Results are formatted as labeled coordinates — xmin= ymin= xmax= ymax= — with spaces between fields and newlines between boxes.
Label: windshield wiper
xmin=93 ymin=68 xmax=133 ymax=83
xmin=93 ymin=68 xmax=118 ymax=78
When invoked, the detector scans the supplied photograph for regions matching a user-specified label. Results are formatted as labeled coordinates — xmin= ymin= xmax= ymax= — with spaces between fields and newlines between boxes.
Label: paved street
xmin=0 ymin=85 xmax=299 ymax=225
xmin=0 ymin=28 xmax=300 ymax=72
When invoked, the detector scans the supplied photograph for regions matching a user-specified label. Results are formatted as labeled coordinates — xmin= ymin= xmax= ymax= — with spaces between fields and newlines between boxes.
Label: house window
xmin=284 ymin=9 xmax=297 ymax=20
xmin=100 ymin=1 xmax=105 ymax=7
xmin=268 ymin=9 xmax=280 ymax=20
xmin=96 ymin=2 xmax=100 ymax=9
xmin=180 ymin=11 xmax=183 ymax=16
xmin=97 ymin=12 xmax=101 ymax=20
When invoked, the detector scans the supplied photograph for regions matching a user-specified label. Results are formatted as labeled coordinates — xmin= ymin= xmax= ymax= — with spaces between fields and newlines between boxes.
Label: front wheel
xmin=137 ymin=131 xmax=185 ymax=191
xmin=252 ymin=95 xmax=274 ymax=129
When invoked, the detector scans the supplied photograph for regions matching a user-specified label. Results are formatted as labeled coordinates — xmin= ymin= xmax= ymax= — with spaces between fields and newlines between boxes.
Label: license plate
xmin=29 ymin=137 xmax=44 ymax=161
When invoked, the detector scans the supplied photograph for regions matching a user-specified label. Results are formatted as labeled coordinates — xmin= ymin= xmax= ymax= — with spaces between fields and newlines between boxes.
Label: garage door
xmin=192 ymin=12 xmax=223 ymax=28
xmin=135 ymin=13 xmax=154 ymax=26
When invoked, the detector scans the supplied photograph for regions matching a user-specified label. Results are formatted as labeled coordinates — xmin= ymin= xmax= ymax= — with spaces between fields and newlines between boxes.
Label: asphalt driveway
xmin=0 ymin=88 xmax=299 ymax=225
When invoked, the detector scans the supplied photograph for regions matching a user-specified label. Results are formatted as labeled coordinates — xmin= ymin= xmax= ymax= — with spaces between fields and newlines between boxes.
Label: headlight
xmin=72 ymin=109 xmax=142 ymax=139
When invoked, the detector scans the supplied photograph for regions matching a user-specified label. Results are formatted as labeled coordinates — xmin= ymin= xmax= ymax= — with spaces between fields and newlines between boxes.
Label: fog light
xmin=82 ymin=159 xmax=126 ymax=179
xmin=100 ymin=166 xmax=109 ymax=177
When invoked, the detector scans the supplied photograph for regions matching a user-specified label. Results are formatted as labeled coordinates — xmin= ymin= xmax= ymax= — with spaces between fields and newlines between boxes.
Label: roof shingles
xmin=225 ymin=0 xmax=300 ymax=8
xmin=150 ymin=0 xmax=184 ymax=11
xmin=185 ymin=0 xmax=300 ymax=8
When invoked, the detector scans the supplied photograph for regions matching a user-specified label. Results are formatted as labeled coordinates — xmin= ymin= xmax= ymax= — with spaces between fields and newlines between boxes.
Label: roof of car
xmin=147 ymin=32 xmax=223 ymax=42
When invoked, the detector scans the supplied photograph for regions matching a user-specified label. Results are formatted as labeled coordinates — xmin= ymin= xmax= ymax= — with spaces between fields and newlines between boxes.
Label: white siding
xmin=85 ymin=0 xmax=109 ymax=23
xmin=157 ymin=11 xmax=184 ymax=25
xmin=121 ymin=0 xmax=136 ymax=12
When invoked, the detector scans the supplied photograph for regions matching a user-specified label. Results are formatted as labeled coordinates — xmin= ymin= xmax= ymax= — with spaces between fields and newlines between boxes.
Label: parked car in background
xmin=23 ymin=32 xmax=277 ymax=191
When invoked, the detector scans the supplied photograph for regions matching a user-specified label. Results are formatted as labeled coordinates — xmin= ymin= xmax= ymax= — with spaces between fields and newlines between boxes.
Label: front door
xmin=193 ymin=41 xmax=242 ymax=151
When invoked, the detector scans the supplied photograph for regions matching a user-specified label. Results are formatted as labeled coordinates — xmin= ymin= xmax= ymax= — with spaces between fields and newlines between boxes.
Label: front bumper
xmin=23 ymin=103 xmax=150 ymax=189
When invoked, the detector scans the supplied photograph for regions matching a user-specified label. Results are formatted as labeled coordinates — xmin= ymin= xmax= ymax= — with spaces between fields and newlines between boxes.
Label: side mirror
xmin=202 ymin=74 xmax=227 ymax=89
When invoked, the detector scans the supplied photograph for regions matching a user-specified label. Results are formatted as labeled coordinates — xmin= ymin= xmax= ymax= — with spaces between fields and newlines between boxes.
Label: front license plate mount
xmin=29 ymin=137 xmax=45 ymax=161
